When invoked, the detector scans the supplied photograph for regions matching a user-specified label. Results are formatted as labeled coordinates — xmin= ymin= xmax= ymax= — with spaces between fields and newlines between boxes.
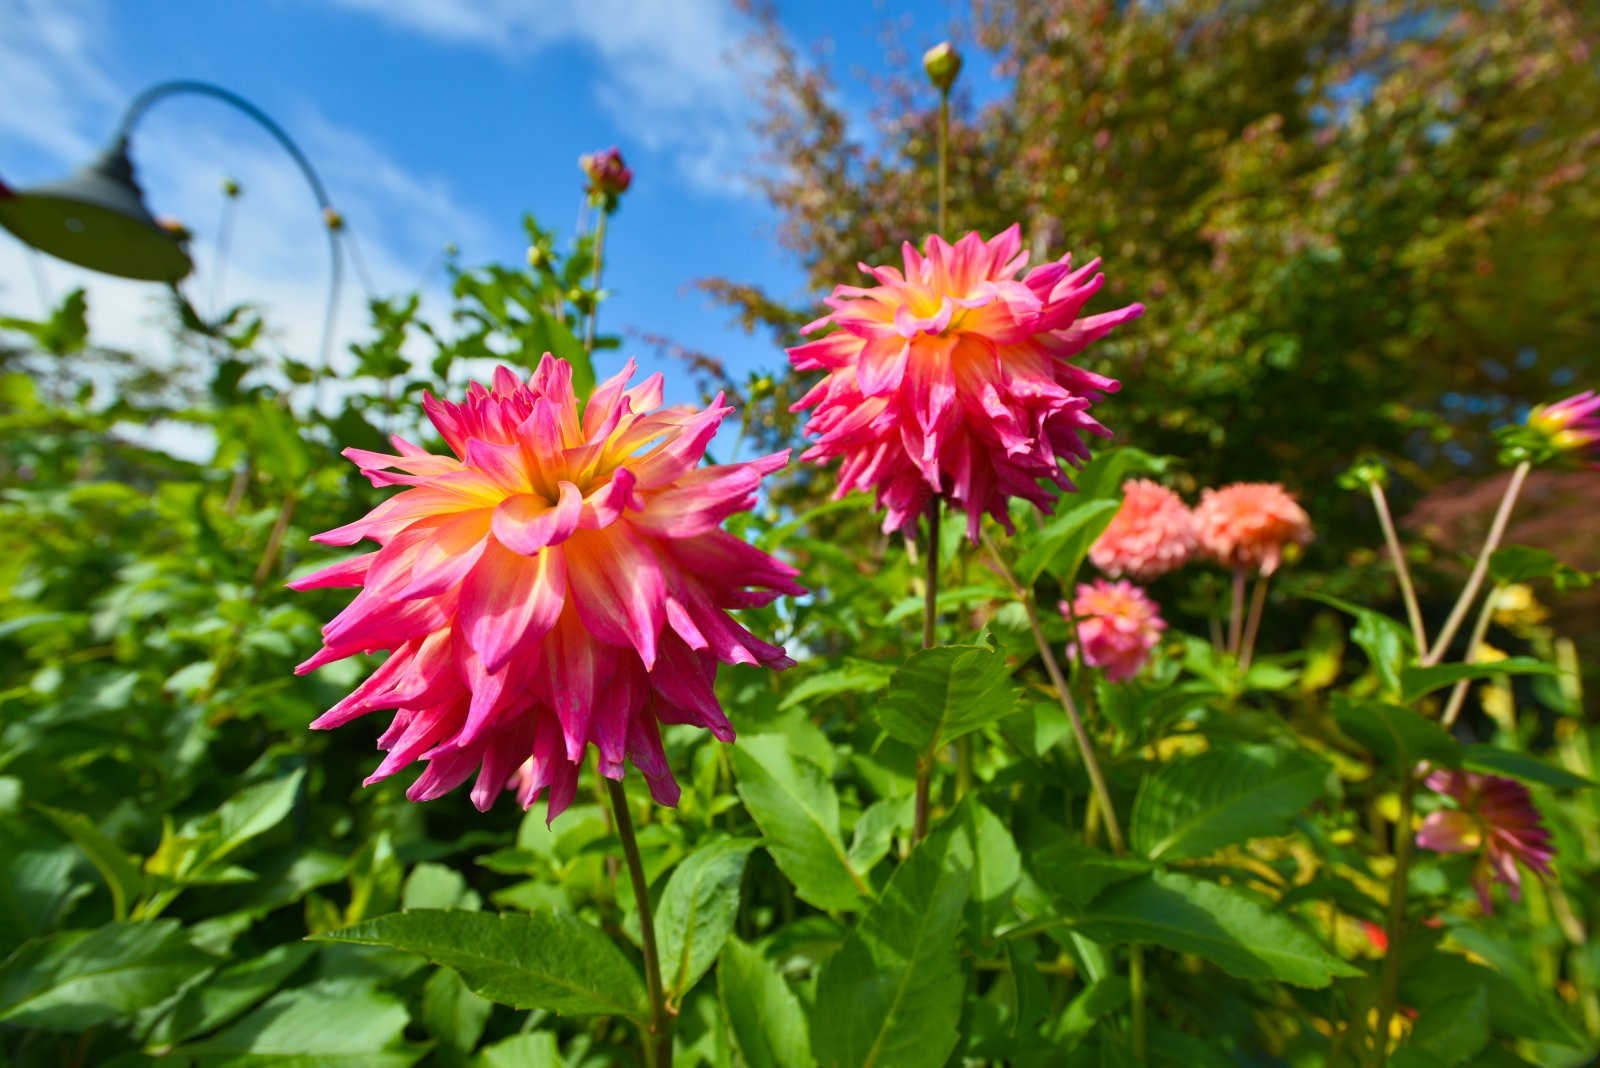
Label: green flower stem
xmin=1369 ymin=481 xmax=1428 ymax=653
xmin=1237 ymin=572 xmax=1271 ymax=674
xmin=1374 ymin=773 xmax=1416 ymax=1066
xmin=912 ymin=498 xmax=942 ymax=842
xmin=1227 ymin=564 xmax=1247 ymax=658
xmin=605 ymin=777 xmax=672 ymax=1068
xmin=584 ymin=210 xmax=609 ymax=357
xmin=1426 ymin=460 xmax=1529 ymax=666
xmin=1440 ymin=581 xmax=1503 ymax=730
xmin=937 ymin=88 xmax=950 ymax=235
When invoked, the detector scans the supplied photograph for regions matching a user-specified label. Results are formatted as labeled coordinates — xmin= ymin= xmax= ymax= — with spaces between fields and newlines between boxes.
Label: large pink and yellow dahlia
xmin=1089 ymin=479 xmax=1196 ymax=582
xmin=290 ymin=356 xmax=801 ymax=819
xmin=788 ymin=226 xmax=1143 ymax=540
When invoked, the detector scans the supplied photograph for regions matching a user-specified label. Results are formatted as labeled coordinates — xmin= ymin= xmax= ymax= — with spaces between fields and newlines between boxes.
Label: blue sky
xmin=0 ymin=0 xmax=980 ymax=412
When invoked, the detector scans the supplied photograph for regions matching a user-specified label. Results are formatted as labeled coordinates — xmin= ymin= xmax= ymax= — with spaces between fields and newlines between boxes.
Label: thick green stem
xmin=913 ymin=499 xmax=942 ymax=842
xmin=936 ymin=90 xmax=950 ymax=235
xmin=1369 ymin=481 xmax=1427 ymax=654
xmin=605 ymin=778 xmax=672 ymax=1068
xmin=584 ymin=210 xmax=609 ymax=357
xmin=1374 ymin=775 xmax=1416 ymax=1065
xmin=1426 ymin=461 xmax=1528 ymax=665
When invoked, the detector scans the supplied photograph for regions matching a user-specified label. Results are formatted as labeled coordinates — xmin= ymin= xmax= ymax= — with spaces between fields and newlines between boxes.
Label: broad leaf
xmin=0 ymin=920 xmax=215 ymax=1029
xmin=878 ymin=645 xmax=1019 ymax=753
xmin=1073 ymin=871 xmax=1361 ymax=988
xmin=719 ymin=937 xmax=816 ymax=1068
xmin=779 ymin=660 xmax=895 ymax=711
xmin=1030 ymin=840 xmax=1150 ymax=911
xmin=35 ymin=804 xmax=144 ymax=921
xmin=315 ymin=908 xmax=647 ymax=1019
xmin=1398 ymin=658 xmax=1555 ymax=703
xmin=1333 ymin=695 xmax=1460 ymax=770
xmin=732 ymin=736 xmax=869 ymax=912
xmin=175 ymin=976 xmax=420 ymax=1065
xmin=1304 ymin=592 xmax=1413 ymax=695
xmin=812 ymin=819 xmax=971 ymax=1068
xmin=1015 ymin=498 xmax=1121 ymax=585
xmin=656 ymin=838 xmax=757 ymax=1003
xmin=1131 ymin=744 xmax=1331 ymax=861
xmin=147 ymin=942 xmax=316 ymax=1046
xmin=1461 ymin=745 xmax=1595 ymax=789
xmin=422 ymin=965 xmax=492 ymax=1055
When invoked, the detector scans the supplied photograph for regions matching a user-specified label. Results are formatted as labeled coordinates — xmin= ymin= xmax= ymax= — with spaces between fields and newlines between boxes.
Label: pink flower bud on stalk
xmin=923 ymin=41 xmax=963 ymax=92
xmin=580 ymin=147 xmax=632 ymax=209
xmin=291 ymin=357 xmax=801 ymax=821
xmin=1415 ymin=769 xmax=1555 ymax=913
xmin=1090 ymin=479 xmax=1196 ymax=581
xmin=788 ymin=225 xmax=1143 ymax=541
xmin=1526 ymin=390 xmax=1600 ymax=465
xmin=1063 ymin=579 xmax=1165 ymax=682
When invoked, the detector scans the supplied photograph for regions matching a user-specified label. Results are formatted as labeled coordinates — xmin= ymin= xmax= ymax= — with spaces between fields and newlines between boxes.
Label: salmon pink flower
xmin=788 ymin=225 xmax=1143 ymax=540
xmin=1416 ymin=769 xmax=1555 ymax=912
xmin=290 ymin=356 xmax=802 ymax=820
xmin=1063 ymin=579 xmax=1165 ymax=683
xmin=1192 ymin=482 xmax=1312 ymax=576
xmin=1527 ymin=390 xmax=1600 ymax=464
xmin=1089 ymin=479 xmax=1196 ymax=581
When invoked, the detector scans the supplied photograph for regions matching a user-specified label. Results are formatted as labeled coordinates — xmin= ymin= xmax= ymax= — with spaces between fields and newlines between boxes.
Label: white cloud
xmin=324 ymin=0 xmax=771 ymax=195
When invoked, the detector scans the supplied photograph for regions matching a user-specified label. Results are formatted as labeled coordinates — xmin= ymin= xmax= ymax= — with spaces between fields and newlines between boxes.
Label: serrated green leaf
xmin=422 ymin=965 xmax=492 ymax=1055
xmin=1460 ymin=745 xmax=1595 ymax=789
xmin=1030 ymin=840 xmax=1151 ymax=910
xmin=1304 ymin=592 xmax=1414 ymax=696
xmin=147 ymin=942 xmax=317 ymax=1047
xmin=1015 ymin=498 xmax=1121 ymax=585
xmin=0 ymin=920 xmax=216 ymax=1029
xmin=35 ymin=803 xmax=144 ymax=921
xmin=1398 ymin=658 xmax=1555 ymax=703
xmin=779 ymin=660 xmax=895 ymax=711
xmin=1333 ymin=695 xmax=1460 ymax=770
xmin=1131 ymin=744 xmax=1331 ymax=861
xmin=719 ymin=937 xmax=815 ymax=1068
xmin=960 ymin=799 xmax=1022 ymax=935
xmin=474 ymin=1032 xmax=563 ymax=1067
xmin=657 ymin=838 xmax=756 ymax=1003
xmin=1487 ymin=545 xmax=1560 ymax=584
xmin=313 ymin=909 xmax=646 ymax=1019
xmin=732 ymin=736 xmax=869 ymax=912
xmin=877 ymin=645 xmax=1019 ymax=753
xmin=175 ymin=977 xmax=420 ymax=1065
xmin=812 ymin=818 xmax=971 ymax=1068
xmin=848 ymin=796 xmax=914 ymax=874
xmin=1072 ymin=871 xmax=1362 ymax=987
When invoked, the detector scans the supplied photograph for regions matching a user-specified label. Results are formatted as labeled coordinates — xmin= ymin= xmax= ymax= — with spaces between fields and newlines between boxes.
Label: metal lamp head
xmin=0 ymin=137 xmax=193 ymax=282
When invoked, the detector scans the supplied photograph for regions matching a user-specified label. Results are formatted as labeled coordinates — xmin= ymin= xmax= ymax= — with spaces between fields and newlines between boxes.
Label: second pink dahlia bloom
xmin=1063 ymin=579 xmax=1165 ymax=683
xmin=788 ymin=225 xmax=1143 ymax=540
xmin=291 ymin=356 xmax=802 ymax=820
xmin=1527 ymin=389 xmax=1600 ymax=465
xmin=1192 ymin=482 xmax=1313 ymax=576
xmin=1416 ymin=769 xmax=1555 ymax=913
xmin=1089 ymin=479 xmax=1196 ymax=582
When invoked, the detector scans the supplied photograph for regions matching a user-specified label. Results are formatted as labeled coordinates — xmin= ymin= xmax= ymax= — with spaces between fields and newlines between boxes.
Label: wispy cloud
xmin=323 ymin=0 xmax=772 ymax=195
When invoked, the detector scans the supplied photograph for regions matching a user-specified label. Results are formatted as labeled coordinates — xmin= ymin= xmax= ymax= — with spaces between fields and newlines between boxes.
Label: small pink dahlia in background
xmin=291 ymin=356 xmax=802 ymax=820
xmin=788 ymin=225 xmax=1143 ymax=541
xmin=1527 ymin=390 xmax=1600 ymax=465
xmin=1192 ymin=482 xmax=1313 ymax=576
xmin=1416 ymin=769 xmax=1555 ymax=913
xmin=1089 ymin=479 xmax=1196 ymax=582
xmin=1063 ymin=578 xmax=1165 ymax=683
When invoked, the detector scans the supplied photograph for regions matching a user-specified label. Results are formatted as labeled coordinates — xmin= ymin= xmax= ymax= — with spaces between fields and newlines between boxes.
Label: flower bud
xmin=323 ymin=207 xmax=344 ymax=231
xmin=923 ymin=41 xmax=963 ymax=92
xmin=526 ymin=244 xmax=549 ymax=269
xmin=579 ymin=147 xmax=632 ymax=206
xmin=222 ymin=176 xmax=241 ymax=198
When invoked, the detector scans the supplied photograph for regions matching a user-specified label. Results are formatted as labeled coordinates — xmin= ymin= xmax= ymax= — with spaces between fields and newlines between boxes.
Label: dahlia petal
xmin=564 ymin=527 xmax=666 ymax=669
xmin=460 ymin=540 xmax=567 ymax=674
xmin=491 ymin=482 xmax=582 ymax=555
xmin=287 ymin=551 xmax=376 ymax=591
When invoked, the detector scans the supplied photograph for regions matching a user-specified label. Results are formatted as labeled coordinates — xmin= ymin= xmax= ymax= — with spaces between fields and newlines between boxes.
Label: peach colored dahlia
xmin=1416 ymin=769 xmax=1555 ymax=913
xmin=290 ymin=356 xmax=801 ymax=820
xmin=1192 ymin=482 xmax=1312 ymax=576
xmin=1089 ymin=479 xmax=1196 ymax=582
xmin=788 ymin=226 xmax=1143 ymax=540
xmin=1063 ymin=579 xmax=1165 ymax=683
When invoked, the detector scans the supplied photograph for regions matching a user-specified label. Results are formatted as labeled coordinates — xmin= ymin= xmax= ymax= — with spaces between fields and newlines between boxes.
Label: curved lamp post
xmin=0 ymin=81 xmax=347 ymax=399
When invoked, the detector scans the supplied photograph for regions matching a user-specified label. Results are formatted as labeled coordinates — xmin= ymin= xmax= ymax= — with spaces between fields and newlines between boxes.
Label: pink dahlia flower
xmin=1192 ymin=482 xmax=1313 ymax=576
xmin=1416 ymin=769 xmax=1555 ymax=913
xmin=290 ymin=356 xmax=801 ymax=820
xmin=1527 ymin=390 xmax=1600 ymax=464
xmin=788 ymin=225 xmax=1143 ymax=541
xmin=1089 ymin=479 xmax=1196 ymax=582
xmin=1063 ymin=579 xmax=1165 ymax=683
xmin=580 ymin=147 xmax=632 ymax=199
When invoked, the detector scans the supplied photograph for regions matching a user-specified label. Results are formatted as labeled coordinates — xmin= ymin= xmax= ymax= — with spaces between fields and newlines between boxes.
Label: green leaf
xmin=812 ymin=819 xmax=971 ymax=1068
xmin=1487 ymin=545 xmax=1561 ymax=584
xmin=1072 ymin=871 xmax=1362 ymax=988
xmin=1304 ymin=592 xmax=1414 ymax=695
xmin=475 ymin=1032 xmax=563 ymax=1067
xmin=1401 ymin=982 xmax=1489 ymax=1065
xmin=656 ymin=838 xmax=756 ymax=1003
xmin=147 ymin=942 xmax=316 ymax=1047
xmin=877 ymin=645 xmax=1019 ymax=753
xmin=779 ymin=660 xmax=895 ymax=711
xmin=848 ymin=797 xmax=914 ymax=874
xmin=421 ymin=965 xmax=492 ymax=1055
xmin=1398 ymin=658 xmax=1555 ymax=703
xmin=1131 ymin=744 xmax=1332 ymax=861
xmin=175 ymin=977 xmax=421 ymax=1065
xmin=718 ymin=937 xmax=816 ymax=1068
xmin=1333 ymin=695 xmax=1460 ymax=770
xmin=314 ymin=908 xmax=647 ymax=1019
xmin=35 ymin=804 xmax=144 ymax=921
xmin=1015 ymin=498 xmax=1121 ymax=585
xmin=1460 ymin=745 xmax=1596 ymax=789
xmin=1030 ymin=841 xmax=1150 ymax=911
xmin=732 ymin=735 xmax=870 ymax=912
xmin=0 ymin=920 xmax=215 ymax=1029
xmin=959 ymin=799 xmax=1022 ymax=935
